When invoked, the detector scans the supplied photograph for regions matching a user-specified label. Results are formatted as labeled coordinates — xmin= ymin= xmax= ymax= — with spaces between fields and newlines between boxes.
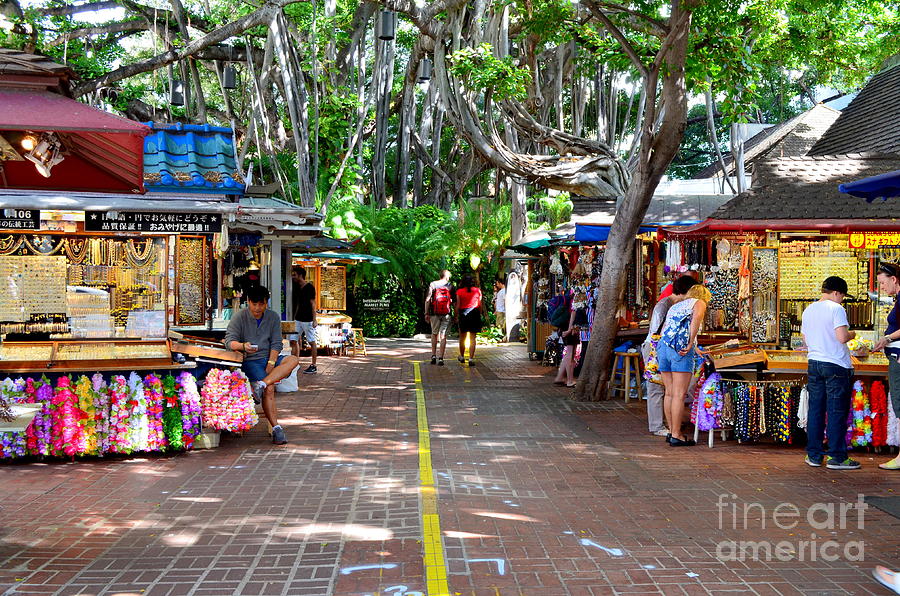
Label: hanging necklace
xmin=23 ymin=235 xmax=63 ymax=255
xmin=125 ymin=239 xmax=155 ymax=269
xmin=0 ymin=235 xmax=23 ymax=256
xmin=64 ymin=238 xmax=89 ymax=265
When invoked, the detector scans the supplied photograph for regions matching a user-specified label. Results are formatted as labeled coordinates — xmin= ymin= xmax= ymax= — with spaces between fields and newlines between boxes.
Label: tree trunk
xmin=373 ymin=35 xmax=396 ymax=208
xmin=575 ymin=0 xmax=693 ymax=401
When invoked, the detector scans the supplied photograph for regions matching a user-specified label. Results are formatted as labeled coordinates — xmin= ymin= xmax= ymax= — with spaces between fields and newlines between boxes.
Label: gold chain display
xmin=0 ymin=235 xmax=166 ymax=340
xmin=175 ymin=236 xmax=206 ymax=325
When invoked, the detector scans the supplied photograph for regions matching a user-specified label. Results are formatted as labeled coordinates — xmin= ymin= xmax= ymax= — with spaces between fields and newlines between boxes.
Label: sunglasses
xmin=879 ymin=264 xmax=900 ymax=277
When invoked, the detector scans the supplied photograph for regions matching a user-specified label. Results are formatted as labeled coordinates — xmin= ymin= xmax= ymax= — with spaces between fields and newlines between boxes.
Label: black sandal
xmin=669 ymin=437 xmax=696 ymax=447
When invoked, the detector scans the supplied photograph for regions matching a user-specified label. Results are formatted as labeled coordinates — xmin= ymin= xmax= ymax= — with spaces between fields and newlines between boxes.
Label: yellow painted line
xmin=413 ymin=361 xmax=451 ymax=596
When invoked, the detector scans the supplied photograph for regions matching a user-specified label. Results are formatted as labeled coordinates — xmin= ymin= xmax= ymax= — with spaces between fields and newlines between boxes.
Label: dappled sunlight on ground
xmin=462 ymin=509 xmax=544 ymax=523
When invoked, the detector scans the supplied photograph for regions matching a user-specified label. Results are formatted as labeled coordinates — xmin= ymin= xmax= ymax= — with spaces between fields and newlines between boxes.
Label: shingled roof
xmin=710 ymin=154 xmax=900 ymax=220
xmin=0 ymin=49 xmax=74 ymax=96
xmin=809 ymin=63 xmax=900 ymax=156
xmin=693 ymin=104 xmax=840 ymax=179
xmin=143 ymin=122 xmax=244 ymax=195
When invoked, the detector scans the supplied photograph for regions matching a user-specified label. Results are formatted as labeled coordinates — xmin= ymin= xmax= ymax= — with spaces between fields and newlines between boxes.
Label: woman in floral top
xmin=658 ymin=284 xmax=711 ymax=446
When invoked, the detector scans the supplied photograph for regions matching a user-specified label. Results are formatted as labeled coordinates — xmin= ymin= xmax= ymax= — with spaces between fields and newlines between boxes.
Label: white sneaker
xmin=652 ymin=429 xmax=670 ymax=437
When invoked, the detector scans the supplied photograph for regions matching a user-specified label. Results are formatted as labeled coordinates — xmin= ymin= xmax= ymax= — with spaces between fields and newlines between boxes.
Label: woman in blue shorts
xmin=658 ymin=284 xmax=710 ymax=446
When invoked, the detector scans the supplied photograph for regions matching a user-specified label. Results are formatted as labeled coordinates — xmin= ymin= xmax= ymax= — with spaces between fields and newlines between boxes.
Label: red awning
xmin=0 ymin=89 xmax=149 ymax=193
xmin=664 ymin=218 xmax=900 ymax=235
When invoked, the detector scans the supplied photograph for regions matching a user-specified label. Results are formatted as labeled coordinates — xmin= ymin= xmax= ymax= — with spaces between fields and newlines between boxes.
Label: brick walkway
xmin=1 ymin=339 xmax=899 ymax=595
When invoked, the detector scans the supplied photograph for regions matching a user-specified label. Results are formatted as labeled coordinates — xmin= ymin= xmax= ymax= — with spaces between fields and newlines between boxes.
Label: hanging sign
xmin=0 ymin=209 xmax=39 ymax=230
xmin=848 ymin=232 xmax=900 ymax=249
xmin=85 ymin=211 xmax=222 ymax=233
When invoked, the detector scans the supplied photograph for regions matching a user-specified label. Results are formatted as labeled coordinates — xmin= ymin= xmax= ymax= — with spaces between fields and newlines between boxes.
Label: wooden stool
xmin=608 ymin=351 xmax=643 ymax=403
xmin=348 ymin=328 xmax=367 ymax=356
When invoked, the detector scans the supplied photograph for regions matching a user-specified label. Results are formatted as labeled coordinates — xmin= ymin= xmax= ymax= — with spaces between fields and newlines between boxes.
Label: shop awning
xmin=839 ymin=170 xmax=900 ymax=202
xmin=0 ymin=89 xmax=149 ymax=193
xmin=575 ymin=223 xmax=658 ymax=242
xmin=292 ymin=252 xmax=388 ymax=264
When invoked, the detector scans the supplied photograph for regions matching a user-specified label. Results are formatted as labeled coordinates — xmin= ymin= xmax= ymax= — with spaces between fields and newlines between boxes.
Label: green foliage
xmin=477 ymin=326 xmax=506 ymax=345
xmin=448 ymin=43 xmax=532 ymax=101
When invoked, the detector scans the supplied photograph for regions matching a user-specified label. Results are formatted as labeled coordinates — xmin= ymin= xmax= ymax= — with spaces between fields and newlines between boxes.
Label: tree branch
xmin=48 ymin=18 xmax=150 ymax=47
xmin=72 ymin=0 xmax=299 ymax=97
xmin=584 ymin=2 xmax=648 ymax=78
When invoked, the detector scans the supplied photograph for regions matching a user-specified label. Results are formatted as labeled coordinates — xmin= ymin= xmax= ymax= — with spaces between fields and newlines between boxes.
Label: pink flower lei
xmin=143 ymin=374 xmax=168 ymax=452
xmin=26 ymin=377 xmax=53 ymax=457
xmin=50 ymin=376 xmax=87 ymax=458
xmin=108 ymin=375 xmax=132 ymax=454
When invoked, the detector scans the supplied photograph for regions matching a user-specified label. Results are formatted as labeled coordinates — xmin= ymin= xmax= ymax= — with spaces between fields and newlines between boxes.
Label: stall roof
xmin=143 ymin=122 xmax=244 ymax=195
xmin=0 ymin=89 xmax=149 ymax=192
xmin=575 ymin=223 xmax=658 ymax=242
xmin=292 ymin=252 xmax=387 ymax=264
xmin=705 ymin=154 xmax=900 ymax=222
xmin=839 ymin=169 xmax=900 ymax=201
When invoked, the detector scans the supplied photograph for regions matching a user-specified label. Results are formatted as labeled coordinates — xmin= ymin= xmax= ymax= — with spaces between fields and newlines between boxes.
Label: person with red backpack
xmin=425 ymin=269 xmax=453 ymax=365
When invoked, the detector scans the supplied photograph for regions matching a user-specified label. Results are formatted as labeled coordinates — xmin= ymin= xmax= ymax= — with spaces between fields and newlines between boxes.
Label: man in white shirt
xmin=801 ymin=276 xmax=859 ymax=470
xmin=494 ymin=279 xmax=507 ymax=341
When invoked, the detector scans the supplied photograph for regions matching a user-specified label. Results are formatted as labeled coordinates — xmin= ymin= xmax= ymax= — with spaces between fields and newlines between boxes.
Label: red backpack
xmin=431 ymin=286 xmax=452 ymax=315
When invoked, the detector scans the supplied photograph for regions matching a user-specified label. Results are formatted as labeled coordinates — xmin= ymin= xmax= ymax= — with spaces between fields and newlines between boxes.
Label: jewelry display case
xmin=0 ymin=339 xmax=175 ymax=372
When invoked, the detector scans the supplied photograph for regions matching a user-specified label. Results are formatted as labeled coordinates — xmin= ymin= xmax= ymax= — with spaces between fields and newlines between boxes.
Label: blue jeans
xmin=806 ymin=360 xmax=853 ymax=462
xmin=657 ymin=341 xmax=695 ymax=373
xmin=242 ymin=355 xmax=284 ymax=383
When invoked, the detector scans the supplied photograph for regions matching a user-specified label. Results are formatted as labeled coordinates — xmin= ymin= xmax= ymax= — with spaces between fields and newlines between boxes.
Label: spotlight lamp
xmin=23 ymin=132 xmax=65 ymax=178
xmin=20 ymin=133 xmax=37 ymax=152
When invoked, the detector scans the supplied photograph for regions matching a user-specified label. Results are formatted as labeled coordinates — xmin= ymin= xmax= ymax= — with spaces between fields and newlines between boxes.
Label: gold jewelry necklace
xmin=0 ymin=235 xmax=23 ymax=255
xmin=64 ymin=238 xmax=89 ymax=265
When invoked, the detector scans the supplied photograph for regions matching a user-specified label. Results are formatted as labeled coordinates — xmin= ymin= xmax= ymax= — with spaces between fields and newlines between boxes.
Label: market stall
xmin=666 ymin=154 xmax=900 ymax=450
xmin=289 ymin=252 xmax=386 ymax=354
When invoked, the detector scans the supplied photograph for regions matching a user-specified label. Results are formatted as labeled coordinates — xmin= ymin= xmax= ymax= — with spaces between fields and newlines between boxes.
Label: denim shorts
xmin=242 ymin=355 xmax=285 ymax=382
xmin=657 ymin=341 xmax=694 ymax=373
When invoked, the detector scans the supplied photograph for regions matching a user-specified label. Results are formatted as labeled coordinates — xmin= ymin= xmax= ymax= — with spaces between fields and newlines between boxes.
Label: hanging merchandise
xmin=767 ymin=384 xmax=792 ymax=443
xmin=549 ymin=253 xmax=563 ymax=276
xmin=797 ymin=385 xmax=809 ymax=429
xmin=200 ymin=368 xmax=258 ymax=432
xmin=695 ymin=372 xmax=724 ymax=431
xmin=871 ymin=381 xmax=889 ymax=447
xmin=848 ymin=381 xmax=872 ymax=447
xmin=887 ymin=399 xmax=900 ymax=447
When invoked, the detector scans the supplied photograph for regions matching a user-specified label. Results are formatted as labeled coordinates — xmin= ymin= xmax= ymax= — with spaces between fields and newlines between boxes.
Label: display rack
xmin=750 ymin=247 xmax=779 ymax=344
xmin=0 ymin=339 xmax=176 ymax=372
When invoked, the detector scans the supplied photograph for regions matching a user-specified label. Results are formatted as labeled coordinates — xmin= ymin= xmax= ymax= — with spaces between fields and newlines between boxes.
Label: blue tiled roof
xmin=142 ymin=122 xmax=244 ymax=195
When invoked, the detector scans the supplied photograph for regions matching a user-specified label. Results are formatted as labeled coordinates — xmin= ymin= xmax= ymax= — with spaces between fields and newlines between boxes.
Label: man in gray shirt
xmin=224 ymin=285 xmax=300 ymax=445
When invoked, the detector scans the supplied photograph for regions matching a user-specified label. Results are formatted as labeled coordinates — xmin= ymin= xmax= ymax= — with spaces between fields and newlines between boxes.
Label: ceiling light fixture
xmin=19 ymin=133 xmax=37 ymax=152
xmin=23 ymin=132 xmax=65 ymax=178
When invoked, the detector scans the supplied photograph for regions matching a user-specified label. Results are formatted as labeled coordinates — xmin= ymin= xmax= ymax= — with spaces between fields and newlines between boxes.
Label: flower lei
xmin=127 ymin=372 xmax=150 ymax=452
xmin=25 ymin=377 xmax=53 ymax=456
xmin=200 ymin=368 xmax=258 ymax=432
xmin=92 ymin=374 xmax=110 ymax=454
xmin=0 ymin=378 xmax=26 ymax=458
xmin=176 ymin=372 xmax=202 ymax=448
xmin=871 ymin=381 xmax=889 ymax=447
xmin=143 ymin=374 xmax=168 ymax=452
xmin=161 ymin=375 xmax=184 ymax=451
xmin=108 ymin=375 xmax=132 ymax=454
xmin=50 ymin=376 xmax=87 ymax=458
xmin=75 ymin=375 xmax=100 ymax=456
xmin=696 ymin=373 xmax=724 ymax=432
xmin=888 ymin=399 xmax=900 ymax=447
xmin=768 ymin=385 xmax=792 ymax=443
xmin=849 ymin=381 xmax=872 ymax=447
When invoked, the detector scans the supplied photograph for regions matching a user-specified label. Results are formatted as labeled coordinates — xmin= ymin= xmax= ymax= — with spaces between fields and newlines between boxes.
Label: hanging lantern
xmin=376 ymin=10 xmax=396 ymax=40
xmin=418 ymin=58 xmax=432 ymax=82
xmin=223 ymin=65 xmax=237 ymax=89
xmin=170 ymin=79 xmax=185 ymax=106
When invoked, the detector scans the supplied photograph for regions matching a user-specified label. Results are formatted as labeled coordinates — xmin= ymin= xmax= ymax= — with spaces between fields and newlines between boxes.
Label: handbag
xmin=642 ymin=317 xmax=667 ymax=385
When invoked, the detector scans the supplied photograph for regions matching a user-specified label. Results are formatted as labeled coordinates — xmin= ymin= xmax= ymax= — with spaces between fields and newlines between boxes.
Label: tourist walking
xmin=290 ymin=266 xmax=318 ymax=374
xmin=494 ymin=279 xmax=507 ymax=340
xmin=553 ymin=293 xmax=579 ymax=388
xmin=425 ymin=269 xmax=453 ymax=365
xmin=658 ymin=283 xmax=710 ymax=447
xmin=224 ymin=285 xmax=300 ymax=445
xmin=456 ymin=275 xmax=485 ymax=366
xmin=801 ymin=276 xmax=859 ymax=470
xmin=642 ymin=275 xmax=698 ymax=437
xmin=873 ymin=263 xmax=900 ymax=470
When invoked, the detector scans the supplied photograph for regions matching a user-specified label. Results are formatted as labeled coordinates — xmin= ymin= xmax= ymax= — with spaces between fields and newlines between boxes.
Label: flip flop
xmin=878 ymin=459 xmax=900 ymax=470
xmin=873 ymin=566 xmax=900 ymax=594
